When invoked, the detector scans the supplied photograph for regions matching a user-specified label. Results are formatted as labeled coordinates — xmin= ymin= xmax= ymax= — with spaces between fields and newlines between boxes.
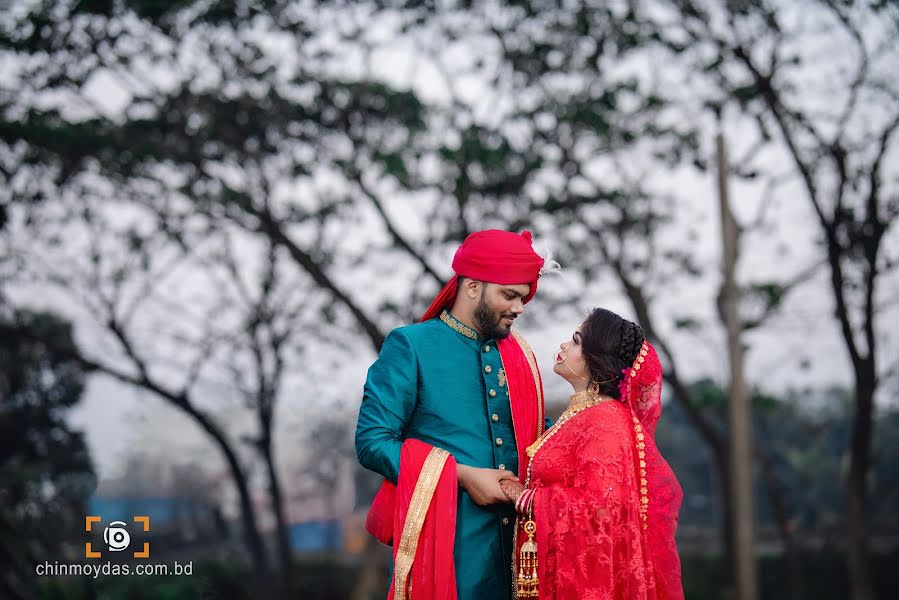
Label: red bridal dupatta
xmin=515 ymin=341 xmax=684 ymax=600
xmin=378 ymin=439 xmax=458 ymax=600
xmin=366 ymin=331 xmax=545 ymax=600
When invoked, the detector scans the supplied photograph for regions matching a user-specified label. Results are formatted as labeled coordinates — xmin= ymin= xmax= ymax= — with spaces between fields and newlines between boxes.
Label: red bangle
xmin=515 ymin=489 xmax=527 ymax=513
xmin=516 ymin=488 xmax=535 ymax=514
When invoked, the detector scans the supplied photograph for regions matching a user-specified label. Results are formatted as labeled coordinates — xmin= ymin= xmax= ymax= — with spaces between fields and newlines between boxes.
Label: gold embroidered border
xmin=634 ymin=416 xmax=649 ymax=530
xmin=510 ymin=330 xmax=545 ymax=435
xmin=512 ymin=515 xmax=520 ymax=600
xmin=393 ymin=447 xmax=450 ymax=600
xmin=626 ymin=341 xmax=650 ymax=530
xmin=625 ymin=341 xmax=650 ymax=407
xmin=439 ymin=310 xmax=479 ymax=341
xmin=510 ymin=330 xmax=546 ymax=600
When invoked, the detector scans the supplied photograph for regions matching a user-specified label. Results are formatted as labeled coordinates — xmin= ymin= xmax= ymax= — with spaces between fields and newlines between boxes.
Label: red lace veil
xmin=623 ymin=341 xmax=684 ymax=600
xmin=622 ymin=341 xmax=663 ymax=435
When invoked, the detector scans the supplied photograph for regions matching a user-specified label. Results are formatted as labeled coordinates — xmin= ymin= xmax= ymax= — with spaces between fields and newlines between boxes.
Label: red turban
xmin=421 ymin=230 xmax=545 ymax=321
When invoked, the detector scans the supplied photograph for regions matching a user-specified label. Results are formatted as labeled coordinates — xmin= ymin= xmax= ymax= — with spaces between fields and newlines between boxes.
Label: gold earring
xmin=590 ymin=375 xmax=618 ymax=393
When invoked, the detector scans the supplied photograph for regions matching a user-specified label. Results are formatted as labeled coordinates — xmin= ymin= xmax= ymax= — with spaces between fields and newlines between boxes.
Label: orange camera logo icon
xmin=85 ymin=516 xmax=150 ymax=559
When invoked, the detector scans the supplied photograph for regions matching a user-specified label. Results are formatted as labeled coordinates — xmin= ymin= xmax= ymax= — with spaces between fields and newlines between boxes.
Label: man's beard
xmin=474 ymin=293 xmax=515 ymax=340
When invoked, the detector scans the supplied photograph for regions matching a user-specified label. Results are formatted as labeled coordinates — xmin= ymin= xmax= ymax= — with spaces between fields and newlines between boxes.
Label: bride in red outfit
xmin=501 ymin=308 xmax=684 ymax=599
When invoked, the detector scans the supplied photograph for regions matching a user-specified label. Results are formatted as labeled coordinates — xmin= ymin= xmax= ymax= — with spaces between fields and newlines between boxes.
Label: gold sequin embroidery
xmin=634 ymin=415 xmax=649 ymax=530
xmin=627 ymin=341 xmax=651 ymax=531
xmin=439 ymin=310 xmax=479 ymax=341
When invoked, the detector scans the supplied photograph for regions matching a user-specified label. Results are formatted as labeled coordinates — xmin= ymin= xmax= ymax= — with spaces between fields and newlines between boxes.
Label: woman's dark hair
xmin=580 ymin=308 xmax=645 ymax=400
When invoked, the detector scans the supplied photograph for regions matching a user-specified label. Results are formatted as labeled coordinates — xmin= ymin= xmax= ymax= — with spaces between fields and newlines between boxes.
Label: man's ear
xmin=462 ymin=277 xmax=481 ymax=299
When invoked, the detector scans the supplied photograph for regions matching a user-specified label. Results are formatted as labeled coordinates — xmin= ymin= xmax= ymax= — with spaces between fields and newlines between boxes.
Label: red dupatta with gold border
xmin=386 ymin=439 xmax=457 ymax=600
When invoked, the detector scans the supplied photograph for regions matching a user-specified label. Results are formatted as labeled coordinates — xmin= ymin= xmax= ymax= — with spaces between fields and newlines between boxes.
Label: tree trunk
xmin=718 ymin=128 xmax=758 ymax=600
xmin=712 ymin=444 xmax=736 ymax=594
xmin=261 ymin=433 xmax=294 ymax=596
xmin=192 ymin=411 xmax=271 ymax=578
xmin=821 ymin=231 xmax=878 ymax=600
xmin=757 ymin=445 xmax=802 ymax=598
xmin=846 ymin=376 xmax=876 ymax=600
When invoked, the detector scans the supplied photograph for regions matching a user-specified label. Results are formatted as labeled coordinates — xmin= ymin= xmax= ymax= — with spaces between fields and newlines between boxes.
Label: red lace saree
xmin=516 ymin=342 xmax=684 ymax=600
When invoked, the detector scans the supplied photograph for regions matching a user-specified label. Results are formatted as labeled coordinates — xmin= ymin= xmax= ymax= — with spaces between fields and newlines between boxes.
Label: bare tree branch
xmin=351 ymin=170 xmax=444 ymax=286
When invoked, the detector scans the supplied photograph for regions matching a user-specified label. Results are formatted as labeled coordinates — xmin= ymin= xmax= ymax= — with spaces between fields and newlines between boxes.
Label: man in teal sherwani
xmin=356 ymin=230 xmax=548 ymax=599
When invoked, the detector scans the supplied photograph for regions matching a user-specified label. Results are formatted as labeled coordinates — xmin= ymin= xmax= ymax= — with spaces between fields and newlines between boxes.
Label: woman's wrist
xmin=500 ymin=478 xmax=523 ymax=502
xmin=515 ymin=488 xmax=536 ymax=514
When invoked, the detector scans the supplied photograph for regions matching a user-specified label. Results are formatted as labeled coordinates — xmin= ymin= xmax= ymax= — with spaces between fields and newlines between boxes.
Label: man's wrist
xmin=456 ymin=463 xmax=471 ymax=487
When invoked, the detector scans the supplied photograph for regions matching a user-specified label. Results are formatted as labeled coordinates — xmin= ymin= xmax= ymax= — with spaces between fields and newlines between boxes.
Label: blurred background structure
xmin=1 ymin=1 xmax=898 ymax=599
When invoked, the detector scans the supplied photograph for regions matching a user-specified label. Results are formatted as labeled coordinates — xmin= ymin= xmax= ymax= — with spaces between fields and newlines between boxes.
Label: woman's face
xmin=553 ymin=324 xmax=589 ymax=384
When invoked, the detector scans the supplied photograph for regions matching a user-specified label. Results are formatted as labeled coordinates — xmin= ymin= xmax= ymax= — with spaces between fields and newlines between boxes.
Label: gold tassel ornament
xmin=516 ymin=518 xmax=539 ymax=597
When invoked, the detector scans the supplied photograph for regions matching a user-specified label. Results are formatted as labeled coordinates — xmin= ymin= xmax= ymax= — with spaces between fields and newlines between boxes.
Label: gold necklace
xmin=525 ymin=391 xmax=610 ymax=459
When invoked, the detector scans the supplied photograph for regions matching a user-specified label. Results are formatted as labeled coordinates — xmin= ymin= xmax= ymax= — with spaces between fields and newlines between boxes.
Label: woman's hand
xmin=457 ymin=464 xmax=517 ymax=506
xmin=499 ymin=478 xmax=526 ymax=503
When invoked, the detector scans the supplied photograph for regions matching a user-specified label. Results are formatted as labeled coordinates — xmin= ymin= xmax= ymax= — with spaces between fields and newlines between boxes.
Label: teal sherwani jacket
xmin=356 ymin=311 xmax=521 ymax=599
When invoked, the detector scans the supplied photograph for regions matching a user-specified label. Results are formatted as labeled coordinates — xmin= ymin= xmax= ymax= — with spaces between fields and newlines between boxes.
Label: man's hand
xmin=457 ymin=464 xmax=517 ymax=506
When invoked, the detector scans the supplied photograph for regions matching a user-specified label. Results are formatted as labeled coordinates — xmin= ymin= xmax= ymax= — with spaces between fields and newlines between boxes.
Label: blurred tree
xmin=288 ymin=414 xmax=356 ymax=529
xmin=651 ymin=2 xmax=899 ymax=597
xmin=227 ymin=237 xmax=318 ymax=591
xmin=0 ymin=2 xmax=437 ymax=596
xmin=0 ymin=310 xmax=96 ymax=600
xmin=2 ymin=196 xmax=340 ymax=591
xmin=3 ymin=246 xmax=277 ymax=583
xmin=716 ymin=125 xmax=758 ymax=600
xmin=657 ymin=383 xmax=899 ymax=543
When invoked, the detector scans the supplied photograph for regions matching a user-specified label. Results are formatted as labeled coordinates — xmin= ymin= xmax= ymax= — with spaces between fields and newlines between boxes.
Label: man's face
xmin=473 ymin=282 xmax=530 ymax=339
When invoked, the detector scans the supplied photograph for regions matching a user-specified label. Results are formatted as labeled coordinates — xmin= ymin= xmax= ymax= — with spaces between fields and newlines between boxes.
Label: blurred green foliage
xmin=0 ymin=312 xmax=96 ymax=599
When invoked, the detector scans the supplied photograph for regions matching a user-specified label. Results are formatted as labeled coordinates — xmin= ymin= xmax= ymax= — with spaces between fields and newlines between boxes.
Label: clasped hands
xmin=457 ymin=464 xmax=527 ymax=506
